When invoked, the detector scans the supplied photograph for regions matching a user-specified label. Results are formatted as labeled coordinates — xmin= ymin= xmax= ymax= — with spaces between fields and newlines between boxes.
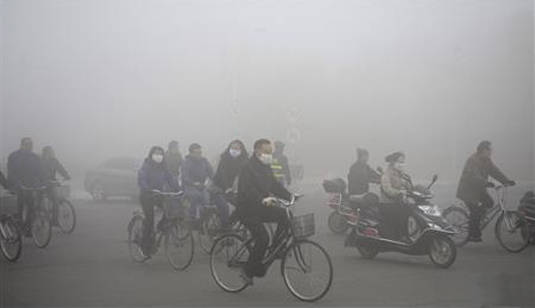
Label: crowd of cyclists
xmin=0 ymin=135 xmax=526 ymax=299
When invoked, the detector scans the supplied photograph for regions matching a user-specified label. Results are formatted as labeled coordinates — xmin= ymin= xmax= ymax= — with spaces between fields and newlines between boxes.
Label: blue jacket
xmin=181 ymin=155 xmax=213 ymax=188
xmin=138 ymin=158 xmax=179 ymax=193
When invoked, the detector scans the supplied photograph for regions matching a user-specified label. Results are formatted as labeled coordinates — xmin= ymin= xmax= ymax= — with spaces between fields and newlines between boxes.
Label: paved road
xmin=1 ymin=192 xmax=534 ymax=307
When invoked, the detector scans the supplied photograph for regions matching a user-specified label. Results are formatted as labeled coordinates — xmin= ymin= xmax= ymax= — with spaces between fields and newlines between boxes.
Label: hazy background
xmin=1 ymin=0 xmax=534 ymax=184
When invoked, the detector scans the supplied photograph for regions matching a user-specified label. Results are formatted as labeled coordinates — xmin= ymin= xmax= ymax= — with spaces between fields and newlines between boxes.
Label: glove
xmin=485 ymin=182 xmax=496 ymax=188
xmin=505 ymin=180 xmax=516 ymax=187
xmin=225 ymin=188 xmax=234 ymax=194
xmin=262 ymin=197 xmax=277 ymax=207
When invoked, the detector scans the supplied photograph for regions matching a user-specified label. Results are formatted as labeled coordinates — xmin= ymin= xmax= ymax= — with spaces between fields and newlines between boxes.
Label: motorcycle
xmin=323 ymin=177 xmax=381 ymax=235
xmin=344 ymin=175 xmax=458 ymax=268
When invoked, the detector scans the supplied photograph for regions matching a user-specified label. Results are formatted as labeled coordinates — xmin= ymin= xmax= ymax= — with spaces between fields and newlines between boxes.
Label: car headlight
xmin=419 ymin=205 xmax=442 ymax=217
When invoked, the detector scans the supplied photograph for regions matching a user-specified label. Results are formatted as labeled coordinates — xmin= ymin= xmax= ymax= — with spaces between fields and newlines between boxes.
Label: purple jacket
xmin=138 ymin=158 xmax=179 ymax=193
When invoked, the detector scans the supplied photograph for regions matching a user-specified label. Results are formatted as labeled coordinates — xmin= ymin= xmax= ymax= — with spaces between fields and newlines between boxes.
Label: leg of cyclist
xmin=212 ymin=192 xmax=230 ymax=229
xmin=243 ymin=218 xmax=269 ymax=279
xmin=465 ymin=200 xmax=483 ymax=242
xmin=140 ymin=193 xmax=155 ymax=255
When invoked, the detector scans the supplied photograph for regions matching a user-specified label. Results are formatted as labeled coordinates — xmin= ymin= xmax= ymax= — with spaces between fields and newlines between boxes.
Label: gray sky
xmin=1 ymin=0 xmax=533 ymax=182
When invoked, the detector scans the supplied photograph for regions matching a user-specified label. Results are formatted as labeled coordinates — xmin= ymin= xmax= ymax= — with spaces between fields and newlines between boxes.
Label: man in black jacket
xmin=348 ymin=148 xmax=381 ymax=195
xmin=237 ymin=139 xmax=293 ymax=284
xmin=8 ymin=138 xmax=45 ymax=231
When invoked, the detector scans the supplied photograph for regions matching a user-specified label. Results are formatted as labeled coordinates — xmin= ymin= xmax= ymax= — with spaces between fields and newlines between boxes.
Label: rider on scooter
xmin=380 ymin=152 xmax=413 ymax=243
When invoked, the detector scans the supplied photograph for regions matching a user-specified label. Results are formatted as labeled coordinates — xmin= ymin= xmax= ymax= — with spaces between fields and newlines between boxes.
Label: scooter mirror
xmin=432 ymin=174 xmax=438 ymax=183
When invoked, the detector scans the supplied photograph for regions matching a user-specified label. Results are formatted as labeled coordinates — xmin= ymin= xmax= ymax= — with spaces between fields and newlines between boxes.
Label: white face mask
xmin=152 ymin=154 xmax=164 ymax=163
xmin=259 ymin=153 xmax=273 ymax=165
xmin=229 ymin=149 xmax=241 ymax=158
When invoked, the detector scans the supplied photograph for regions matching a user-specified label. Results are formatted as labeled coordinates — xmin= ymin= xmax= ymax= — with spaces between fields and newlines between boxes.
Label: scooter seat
xmin=349 ymin=195 xmax=366 ymax=203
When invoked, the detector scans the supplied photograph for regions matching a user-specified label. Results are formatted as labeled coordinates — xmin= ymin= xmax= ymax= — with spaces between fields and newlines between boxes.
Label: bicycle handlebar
xmin=150 ymin=189 xmax=184 ymax=198
xmin=275 ymin=194 xmax=304 ymax=208
xmin=20 ymin=185 xmax=47 ymax=191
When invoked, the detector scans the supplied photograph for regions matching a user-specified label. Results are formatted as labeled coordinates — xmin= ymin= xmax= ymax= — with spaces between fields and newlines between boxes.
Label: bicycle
xmin=127 ymin=190 xmax=194 ymax=271
xmin=0 ymin=212 xmax=22 ymax=262
xmin=210 ymin=195 xmax=333 ymax=302
xmin=19 ymin=185 xmax=52 ymax=248
xmin=44 ymin=180 xmax=76 ymax=234
xmin=443 ymin=184 xmax=528 ymax=252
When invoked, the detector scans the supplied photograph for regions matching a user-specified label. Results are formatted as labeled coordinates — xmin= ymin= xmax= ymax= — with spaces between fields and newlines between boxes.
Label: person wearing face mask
xmin=380 ymin=151 xmax=413 ymax=242
xmin=8 ymin=137 xmax=45 ymax=233
xmin=236 ymin=139 xmax=294 ymax=285
xmin=210 ymin=140 xmax=249 ymax=228
xmin=181 ymin=143 xmax=214 ymax=224
xmin=457 ymin=141 xmax=515 ymax=242
xmin=138 ymin=146 xmax=180 ymax=256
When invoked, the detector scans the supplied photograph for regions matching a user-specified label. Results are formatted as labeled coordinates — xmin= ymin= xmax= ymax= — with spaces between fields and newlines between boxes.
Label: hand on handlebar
xmin=485 ymin=182 xmax=496 ymax=188
xmin=262 ymin=197 xmax=277 ymax=207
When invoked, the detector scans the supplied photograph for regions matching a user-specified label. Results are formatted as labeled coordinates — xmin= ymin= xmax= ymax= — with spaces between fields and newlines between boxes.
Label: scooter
xmin=345 ymin=175 xmax=458 ymax=268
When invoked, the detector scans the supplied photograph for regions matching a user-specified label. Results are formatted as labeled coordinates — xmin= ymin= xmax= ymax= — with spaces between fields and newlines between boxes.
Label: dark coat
xmin=237 ymin=155 xmax=292 ymax=215
xmin=138 ymin=158 xmax=179 ymax=193
xmin=456 ymin=153 xmax=510 ymax=204
xmin=272 ymin=152 xmax=292 ymax=184
xmin=7 ymin=149 xmax=44 ymax=188
xmin=164 ymin=151 xmax=183 ymax=177
xmin=41 ymin=157 xmax=70 ymax=182
xmin=348 ymin=161 xmax=381 ymax=195
xmin=213 ymin=152 xmax=248 ymax=191
xmin=181 ymin=155 xmax=213 ymax=188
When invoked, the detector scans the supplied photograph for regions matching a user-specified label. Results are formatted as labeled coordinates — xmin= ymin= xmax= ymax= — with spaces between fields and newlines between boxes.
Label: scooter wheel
xmin=428 ymin=235 xmax=456 ymax=269
xmin=328 ymin=211 xmax=348 ymax=234
xmin=356 ymin=244 xmax=378 ymax=259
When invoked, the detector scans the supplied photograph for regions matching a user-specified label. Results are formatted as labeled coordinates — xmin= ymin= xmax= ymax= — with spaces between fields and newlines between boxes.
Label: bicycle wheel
xmin=442 ymin=206 xmax=470 ymax=247
xmin=281 ymin=239 xmax=333 ymax=302
xmin=210 ymin=233 xmax=250 ymax=293
xmin=199 ymin=211 xmax=222 ymax=254
xmin=128 ymin=215 xmax=148 ymax=263
xmin=0 ymin=218 xmax=22 ymax=262
xmin=495 ymin=211 xmax=529 ymax=253
xmin=57 ymin=199 xmax=76 ymax=234
xmin=32 ymin=209 xmax=52 ymax=248
xmin=165 ymin=220 xmax=194 ymax=271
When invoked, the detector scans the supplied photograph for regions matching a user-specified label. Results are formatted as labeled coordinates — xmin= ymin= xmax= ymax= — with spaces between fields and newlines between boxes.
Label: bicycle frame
xmin=479 ymin=186 xmax=508 ymax=231
xmin=226 ymin=199 xmax=306 ymax=272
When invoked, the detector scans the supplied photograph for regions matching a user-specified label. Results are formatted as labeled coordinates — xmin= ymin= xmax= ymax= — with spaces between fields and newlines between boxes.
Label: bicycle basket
xmin=164 ymin=199 xmax=187 ymax=219
xmin=291 ymin=213 xmax=315 ymax=239
xmin=56 ymin=185 xmax=71 ymax=199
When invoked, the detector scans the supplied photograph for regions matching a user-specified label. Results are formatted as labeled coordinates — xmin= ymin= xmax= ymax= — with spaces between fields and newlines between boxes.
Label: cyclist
xmin=7 ymin=137 xmax=45 ymax=234
xmin=236 ymin=139 xmax=294 ymax=285
xmin=457 ymin=141 xmax=515 ymax=242
xmin=210 ymin=139 xmax=249 ymax=229
xmin=272 ymin=141 xmax=292 ymax=187
xmin=380 ymin=151 xmax=413 ymax=243
xmin=181 ymin=143 xmax=214 ymax=225
xmin=138 ymin=146 xmax=180 ymax=256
